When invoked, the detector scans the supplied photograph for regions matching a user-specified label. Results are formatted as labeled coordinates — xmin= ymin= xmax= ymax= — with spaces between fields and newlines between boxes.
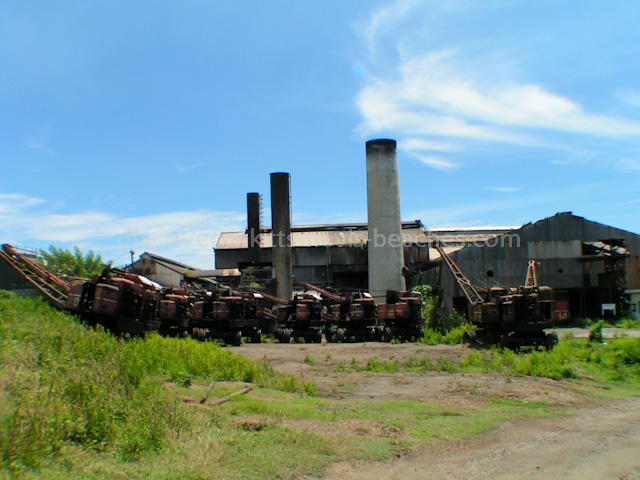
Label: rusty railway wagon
xmin=272 ymin=293 xmax=325 ymax=344
xmin=190 ymin=289 xmax=271 ymax=346
xmin=301 ymin=282 xmax=380 ymax=343
xmin=376 ymin=290 xmax=425 ymax=342
xmin=66 ymin=269 xmax=162 ymax=335
xmin=1 ymin=244 xmax=438 ymax=345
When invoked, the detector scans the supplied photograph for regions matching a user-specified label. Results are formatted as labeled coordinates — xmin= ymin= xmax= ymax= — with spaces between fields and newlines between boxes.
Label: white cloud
xmin=616 ymin=88 xmax=640 ymax=107
xmin=618 ymin=158 xmax=640 ymax=171
xmin=412 ymin=154 xmax=458 ymax=171
xmin=0 ymin=193 xmax=245 ymax=268
xmin=24 ymin=125 xmax=54 ymax=155
xmin=353 ymin=0 xmax=420 ymax=60
xmin=485 ymin=187 xmax=520 ymax=192
xmin=357 ymin=51 xmax=640 ymax=141
xmin=176 ymin=161 xmax=206 ymax=173
xmin=0 ymin=193 xmax=45 ymax=213
xmin=402 ymin=137 xmax=458 ymax=152
xmin=353 ymin=2 xmax=640 ymax=170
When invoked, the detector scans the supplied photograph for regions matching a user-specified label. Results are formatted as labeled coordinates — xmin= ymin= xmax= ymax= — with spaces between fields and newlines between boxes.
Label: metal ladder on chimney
xmin=0 ymin=244 xmax=69 ymax=309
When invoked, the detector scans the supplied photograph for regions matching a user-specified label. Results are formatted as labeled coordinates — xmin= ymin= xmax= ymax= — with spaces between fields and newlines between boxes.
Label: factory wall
xmin=215 ymin=242 xmax=427 ymax=289
xmin=128 ymin=256 xmax=184 ymax=288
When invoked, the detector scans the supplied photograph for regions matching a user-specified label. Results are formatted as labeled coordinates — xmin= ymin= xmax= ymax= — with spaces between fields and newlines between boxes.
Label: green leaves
xmin=38 ymin=245 xmax=110 ymax=278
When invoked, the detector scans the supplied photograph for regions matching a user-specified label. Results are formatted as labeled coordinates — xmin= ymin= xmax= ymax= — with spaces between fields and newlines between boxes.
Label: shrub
xmin=589 ymin=321 xmax=604 ymax=343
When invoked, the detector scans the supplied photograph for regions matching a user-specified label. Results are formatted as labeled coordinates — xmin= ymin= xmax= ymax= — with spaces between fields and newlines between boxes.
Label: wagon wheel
xmin=281 ymin=328 xmax=292 ymax=344
xmin=314 ymin=329 xmax=323 ymax=343
xmin=232 ymin=330 xmax=242 ymax=347
xmin=251 ymin=329 xmax=262 ymax=343
xmin=336 ymin=328 xmax=345 ymax=343
xmin=382 ymin=327 xmax=393 ymax=343
xmin=367 ymin=328 xmax=376 ymax=342
xmin=462 ymin=330 xmax=477 ymax=345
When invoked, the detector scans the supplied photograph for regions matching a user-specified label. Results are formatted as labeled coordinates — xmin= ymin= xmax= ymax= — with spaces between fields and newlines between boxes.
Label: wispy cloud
xmin=618 ymin=198 xmax=640 ymax=206
xmin=353 ymin=1 xmax=640 ymax=171
xmin=0 ymin=193 xmax=245 ymax=268
xmin=352 ymin=0 xmax=420 ymax=60
xmin=24 ymin=125 xmax=54 ymax=155
xmin=616 ymin=88 xmax=640 ymax=107
xmin=617 ymin=158 xmax=640 ymax=171
xmin=485 ymin=187 xmax=520 ymax=192
xmin=176 ymin=161 xmax=206 ymax=173
xmin=412 ymin=154 xmax=458 ymax=171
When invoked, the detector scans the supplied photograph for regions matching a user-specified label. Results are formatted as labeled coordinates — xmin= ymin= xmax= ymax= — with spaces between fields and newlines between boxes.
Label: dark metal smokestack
xmin=270 ymin=172 xmax=293 ymax=300
xmin=247 ymin=192 xmax=261 ymax=264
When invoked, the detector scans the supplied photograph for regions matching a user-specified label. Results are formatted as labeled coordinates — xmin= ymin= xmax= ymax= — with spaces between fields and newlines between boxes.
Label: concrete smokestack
xmin=270 ymin=172 xmax=293 ymax=301
xmin=366 ymin=139 xmax=406 ymax=300
xmin=247 ymin=192 xmax=261 ymax=264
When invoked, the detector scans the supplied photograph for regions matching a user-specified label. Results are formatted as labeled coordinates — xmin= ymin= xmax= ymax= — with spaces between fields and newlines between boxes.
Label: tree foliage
xmin=39 ymin=245 xmax=109 ymax=278
xmin=412 ymin=284 xmax=439 ymax=326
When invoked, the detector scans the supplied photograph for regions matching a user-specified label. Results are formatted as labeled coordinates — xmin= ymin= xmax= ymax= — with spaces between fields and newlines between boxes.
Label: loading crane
xmin=0 ymin=244 xmax=70 ymax=309
xmin=422 ymin=228 xmax=559 ymax=349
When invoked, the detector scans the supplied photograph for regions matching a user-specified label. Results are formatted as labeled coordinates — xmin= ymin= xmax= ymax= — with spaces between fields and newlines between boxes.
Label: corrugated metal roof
xmin=216 ymin=224 xmax=514 ymax=250
xmin=196 ymin=269 xmax=240 ymax=277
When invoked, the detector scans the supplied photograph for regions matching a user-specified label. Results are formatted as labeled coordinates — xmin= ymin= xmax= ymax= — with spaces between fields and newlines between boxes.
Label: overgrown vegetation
xmin=2 ymin=292 xmax=638 ymax=479
xmin=412 ymin=284 xmax=475 ymax=345
xmin=350 ymin=335 xmax=640 ymax=382
xmin=0 ymin=292 xmax=302 ymax=475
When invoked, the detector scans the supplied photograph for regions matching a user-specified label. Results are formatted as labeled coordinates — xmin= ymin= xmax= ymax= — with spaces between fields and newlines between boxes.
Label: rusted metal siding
xmin=403 ymin=244 xmax=429 ymax=265
xmin=328 ymin=246 xmax=367 ymax=266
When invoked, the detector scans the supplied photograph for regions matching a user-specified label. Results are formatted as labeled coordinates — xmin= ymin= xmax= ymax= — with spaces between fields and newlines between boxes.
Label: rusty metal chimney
xmin=247 ymin=192 xmax=261 ymax=264
xmin=366 ymin=139 xmax=406 ymax=301
xmin=270 ymin=172 xmax=293 ymax=301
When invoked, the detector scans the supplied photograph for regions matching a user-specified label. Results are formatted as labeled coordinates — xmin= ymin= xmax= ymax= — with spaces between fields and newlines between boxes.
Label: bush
xmin=615 ymin=318 xmax=640 ymax=329
xmin=589 ymin=320 xmax=604 ymax=343
xmin=0 ymin=296 xmax=185 ymax=470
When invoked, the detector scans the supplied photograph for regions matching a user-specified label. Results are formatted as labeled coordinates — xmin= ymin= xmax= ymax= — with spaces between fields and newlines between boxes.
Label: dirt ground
xmin=238 ymin=329 xmax=640 ymax=480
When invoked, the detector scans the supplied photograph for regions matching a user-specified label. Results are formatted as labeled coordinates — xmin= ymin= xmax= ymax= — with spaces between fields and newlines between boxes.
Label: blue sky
xmin=2 ymin=0 xmax=639 ymax=267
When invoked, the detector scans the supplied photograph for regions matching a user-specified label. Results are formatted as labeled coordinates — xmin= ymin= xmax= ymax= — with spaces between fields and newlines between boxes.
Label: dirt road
xmin=316 ymin=397 xmax=640 ymax=480
xmin=238 ymin=336 xmax=640 ymax=480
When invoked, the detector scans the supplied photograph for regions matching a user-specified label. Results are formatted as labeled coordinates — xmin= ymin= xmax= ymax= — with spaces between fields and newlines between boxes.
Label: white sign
xmin=601 ymin=303 xmax=616 ymax=315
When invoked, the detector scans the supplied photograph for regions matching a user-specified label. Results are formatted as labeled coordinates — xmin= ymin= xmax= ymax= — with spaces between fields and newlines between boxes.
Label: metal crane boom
xmin=418 ymin=226 xmax=484 ymax=306
xmin=302 ymin=282 xmax=346 ymax=303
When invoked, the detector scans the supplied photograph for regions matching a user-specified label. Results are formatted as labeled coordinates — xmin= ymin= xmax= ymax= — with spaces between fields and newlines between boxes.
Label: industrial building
xmin=127 ymin=252 xmax=239 ymax=288
xmin=421 ymin=212 xmax=640 ymax=320
xmin=214 ymin=212 xmax=640 ymax=319
xmin=214 ymin=222 xmax=511 ymax=290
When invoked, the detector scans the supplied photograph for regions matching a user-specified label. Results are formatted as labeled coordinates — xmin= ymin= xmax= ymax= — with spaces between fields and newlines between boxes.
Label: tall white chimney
xmin=366 ymin=139 xmax=405 ymax=301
